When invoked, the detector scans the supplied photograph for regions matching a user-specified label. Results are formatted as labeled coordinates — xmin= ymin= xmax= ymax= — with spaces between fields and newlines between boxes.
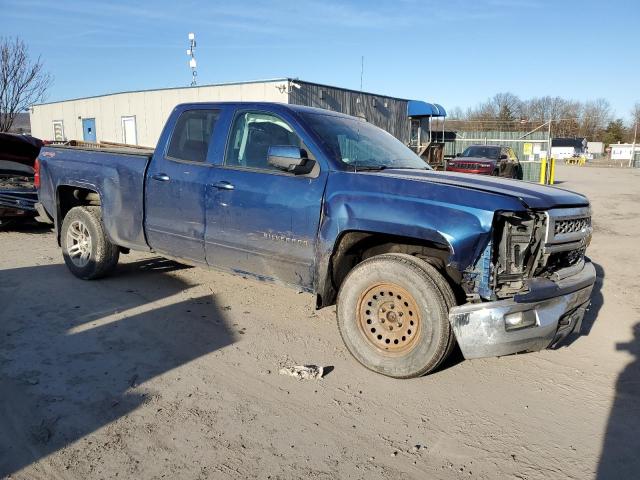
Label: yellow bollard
xmin=539 ymin=158 xmax=547 ymax=185
xmin=549 ymin=157 xmax=555 ymax=185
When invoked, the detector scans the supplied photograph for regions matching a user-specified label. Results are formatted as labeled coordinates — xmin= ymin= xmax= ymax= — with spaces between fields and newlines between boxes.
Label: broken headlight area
xmin=492 ymin=211 xmax=547 ymax=299
xmin=463 ymin=211 xmax=548 ymax=301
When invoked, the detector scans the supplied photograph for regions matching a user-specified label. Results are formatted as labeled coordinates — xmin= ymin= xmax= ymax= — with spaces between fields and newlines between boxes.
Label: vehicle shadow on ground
xmin=597 ymin=322 xmax=640 ymax=478
xmin=555 ymin=261 xmax=604 ymax=349
xmin=0 ymin=258 xmax=235 ymax=477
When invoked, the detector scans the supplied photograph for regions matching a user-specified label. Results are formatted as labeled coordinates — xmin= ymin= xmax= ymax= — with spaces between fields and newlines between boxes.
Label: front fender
xmin=313 ymin=171 xmax=524 ymax=305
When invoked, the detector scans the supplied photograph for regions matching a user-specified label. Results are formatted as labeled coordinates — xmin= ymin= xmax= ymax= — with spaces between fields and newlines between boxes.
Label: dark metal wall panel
xmin=288 ymin=82 xmax=410 ymax=144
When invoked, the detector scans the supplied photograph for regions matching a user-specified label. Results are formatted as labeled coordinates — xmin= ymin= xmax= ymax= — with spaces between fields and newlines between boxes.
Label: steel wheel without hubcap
xmin=337 ymin=254 xmax=455 ymax=377
xmin=357 ymin=282 xmax=421 ymax=356
xmin=66 ymin=220 xmax=92 ymax=267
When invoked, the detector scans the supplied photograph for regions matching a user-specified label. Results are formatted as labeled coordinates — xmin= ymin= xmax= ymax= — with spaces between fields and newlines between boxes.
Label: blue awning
xmin=407 ymin=100 xmax=446 ymax=118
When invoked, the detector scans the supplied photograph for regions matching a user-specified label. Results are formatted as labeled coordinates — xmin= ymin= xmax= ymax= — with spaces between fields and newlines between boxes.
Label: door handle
xmin=211 ymin=181 xmax=234 ymax=190
xmin=152 ymin=173 xmax=170 ymax=182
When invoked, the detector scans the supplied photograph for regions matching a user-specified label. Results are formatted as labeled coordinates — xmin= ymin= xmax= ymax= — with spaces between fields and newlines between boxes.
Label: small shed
xmin=551 ymin=137 xmax=587 ymax=159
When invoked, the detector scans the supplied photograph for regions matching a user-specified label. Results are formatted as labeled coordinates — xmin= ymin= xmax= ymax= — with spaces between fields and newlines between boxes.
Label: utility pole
xmin=547 ymin=118 xmax=552 ymax=160
xmin=629 ymin=121 xmax=637 ymax=168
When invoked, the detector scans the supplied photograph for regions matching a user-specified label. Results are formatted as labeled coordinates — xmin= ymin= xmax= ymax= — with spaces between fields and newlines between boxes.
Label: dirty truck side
xmin=36 ymin=102 xmax=596 ymax=378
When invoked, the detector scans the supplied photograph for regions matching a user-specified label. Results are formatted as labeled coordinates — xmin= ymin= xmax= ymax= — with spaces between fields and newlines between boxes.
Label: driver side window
xmin=225 ymin=111 xmax=303 ymax=172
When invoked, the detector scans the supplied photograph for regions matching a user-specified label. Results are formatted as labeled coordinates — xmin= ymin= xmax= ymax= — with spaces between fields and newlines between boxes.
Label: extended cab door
xmin=144 ymin=107 xmax=221 ymax=263
xmin=204 ymin=109 xmax=328 ymax=290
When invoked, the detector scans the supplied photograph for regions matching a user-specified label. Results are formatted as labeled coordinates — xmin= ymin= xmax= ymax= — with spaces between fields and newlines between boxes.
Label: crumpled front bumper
xmin=449 ymin=261 xmax=596 ymax=359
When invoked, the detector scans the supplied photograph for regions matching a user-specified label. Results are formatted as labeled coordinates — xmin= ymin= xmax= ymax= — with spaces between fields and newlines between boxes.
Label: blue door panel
xmin=82 ymin=118 xmax=96 ymax=142
xmin=144 ymin=105 xmax=231 ymax=263
xmin=145 ymin=160 xmax=211 ymax=263
xmin=204 ymin=169 xmax=326 ymax=289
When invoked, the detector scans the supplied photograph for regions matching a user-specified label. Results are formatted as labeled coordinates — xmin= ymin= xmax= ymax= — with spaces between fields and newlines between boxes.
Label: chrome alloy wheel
xmin=66 ymin=220 xmax=92 ymax=267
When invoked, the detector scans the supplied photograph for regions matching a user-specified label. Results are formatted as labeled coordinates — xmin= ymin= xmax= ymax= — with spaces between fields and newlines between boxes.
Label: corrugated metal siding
xmin=288 ymin=82 xmax=410 ymax=144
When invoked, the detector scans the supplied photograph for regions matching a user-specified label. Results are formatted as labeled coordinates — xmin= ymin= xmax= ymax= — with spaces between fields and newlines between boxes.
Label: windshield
xmin=460 ymin=146 xmax=500 ymax=159
xmin=302 ymin=112 xmax=430 ymax=170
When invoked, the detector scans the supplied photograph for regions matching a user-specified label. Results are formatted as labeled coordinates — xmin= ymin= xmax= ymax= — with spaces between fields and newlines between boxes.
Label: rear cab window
xmin=166 ymin=109 xmax=220 ymax=163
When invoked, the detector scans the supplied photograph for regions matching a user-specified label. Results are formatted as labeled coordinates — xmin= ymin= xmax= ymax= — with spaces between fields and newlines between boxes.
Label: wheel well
xmin=56 ymin=186 xmax=101 ymax=244
xmin=319 ymin=231 xmax=462 ymax=308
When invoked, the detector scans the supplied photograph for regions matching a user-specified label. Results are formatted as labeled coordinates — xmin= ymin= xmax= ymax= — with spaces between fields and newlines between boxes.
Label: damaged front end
xmin=463 ymin=208 xmax=591 ymax=302
xmin=452 ymin=207 xmax=596 ymax=359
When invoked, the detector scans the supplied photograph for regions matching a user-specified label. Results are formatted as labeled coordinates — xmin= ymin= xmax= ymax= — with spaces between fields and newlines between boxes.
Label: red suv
xmin=447 ymin=145 xmax=522 ymax=179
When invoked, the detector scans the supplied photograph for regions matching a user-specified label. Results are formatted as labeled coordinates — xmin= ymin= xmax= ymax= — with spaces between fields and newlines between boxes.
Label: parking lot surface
xmin=1 ymin=165 xmax=639 ymax=479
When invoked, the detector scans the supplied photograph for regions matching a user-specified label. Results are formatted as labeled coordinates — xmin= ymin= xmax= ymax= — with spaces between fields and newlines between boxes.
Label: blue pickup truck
xmin=35 ymin=102 xmax=596 ymax=378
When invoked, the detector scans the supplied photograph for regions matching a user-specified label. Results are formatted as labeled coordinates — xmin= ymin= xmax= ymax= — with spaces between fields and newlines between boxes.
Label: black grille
xmin=554 ymin=216 xmax=591 ymax=235
xmin=453 ymin=162 xmax=487 ymax=170
xmin=538 ymin=248 xmax=585 ymax=276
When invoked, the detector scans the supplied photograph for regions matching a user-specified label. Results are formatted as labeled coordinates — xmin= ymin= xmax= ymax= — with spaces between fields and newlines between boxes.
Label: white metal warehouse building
xmin=29 ymin=78 xmax=446 ymax=149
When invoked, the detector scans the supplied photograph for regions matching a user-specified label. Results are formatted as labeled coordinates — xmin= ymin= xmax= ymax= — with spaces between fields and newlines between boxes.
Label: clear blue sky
xmin=1 ymin=0 xmax=638 ymax=120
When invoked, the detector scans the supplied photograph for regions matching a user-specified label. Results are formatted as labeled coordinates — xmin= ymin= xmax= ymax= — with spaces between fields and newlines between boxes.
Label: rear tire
xmin=337 ymin=253 xmax=455 ymax=378
xmin=514 ymin=165 xmax=523 ymax=180
xmin=61 ymin=206 xmax=119 ymax=280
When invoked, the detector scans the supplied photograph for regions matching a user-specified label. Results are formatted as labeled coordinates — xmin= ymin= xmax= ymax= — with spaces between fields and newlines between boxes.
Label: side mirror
xmin=268 ymin=145 xmax=314 ymax=175
xmin=455 ymin=152 xmax=461 ymax=157
xmin=500 ymin=154 xmax=508 ymax=160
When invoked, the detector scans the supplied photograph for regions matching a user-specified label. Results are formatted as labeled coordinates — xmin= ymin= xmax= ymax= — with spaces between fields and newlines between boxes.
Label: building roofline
xmin=32 ymin=77 xmax=290 ymax=107
xmin=289 ymin=78 xmax=410 ymax=102
xmin=32 ymin=76 xmax=417 ymax=108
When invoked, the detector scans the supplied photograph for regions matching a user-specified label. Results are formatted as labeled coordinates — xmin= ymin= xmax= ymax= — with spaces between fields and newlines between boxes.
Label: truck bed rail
xmin=48 ymin=140 xmax=154 ymax=156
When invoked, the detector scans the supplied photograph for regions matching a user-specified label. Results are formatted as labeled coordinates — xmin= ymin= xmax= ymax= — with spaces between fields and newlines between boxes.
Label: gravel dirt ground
xmin=1 ymin=165 xmax=639 ymax=480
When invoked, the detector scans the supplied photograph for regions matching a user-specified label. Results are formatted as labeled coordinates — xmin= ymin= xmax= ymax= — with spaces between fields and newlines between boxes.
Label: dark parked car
xmin=447 ymin=145 xmax=522 ymax=179
xmin=0 ymin=133 xmax=44 ymax=226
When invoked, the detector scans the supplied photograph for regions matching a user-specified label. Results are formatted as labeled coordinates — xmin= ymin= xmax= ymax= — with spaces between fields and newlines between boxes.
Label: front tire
xmin=337 ymin=253 xmax=455 ymax=378
xmin=61 ymin=206 xmax=119 ymax=280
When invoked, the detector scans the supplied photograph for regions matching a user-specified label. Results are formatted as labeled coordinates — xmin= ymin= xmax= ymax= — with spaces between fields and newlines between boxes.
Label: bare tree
xmin=0 ymin=37 xmax=52 ymax=132
xmin=463 ymin=92 xmax=524 ymax=130
xmin=579 ymin=98 xmax=611 ymax=139
xmin=448 ymin=106 xmax=464 ymax=120
xmin=458 ymin=93 xmax=615 ymax=139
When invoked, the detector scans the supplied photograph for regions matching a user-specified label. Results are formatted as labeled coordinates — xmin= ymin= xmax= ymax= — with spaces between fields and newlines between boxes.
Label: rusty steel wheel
xmin=356 ymin=283 xmax=421 ymax=355
xmin=337 ymin=254 xmax=455 ymax=378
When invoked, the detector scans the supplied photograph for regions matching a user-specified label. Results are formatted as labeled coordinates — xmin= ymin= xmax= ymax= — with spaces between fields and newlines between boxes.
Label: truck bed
xmin=37 ymin=144 xmax=154 ymax=251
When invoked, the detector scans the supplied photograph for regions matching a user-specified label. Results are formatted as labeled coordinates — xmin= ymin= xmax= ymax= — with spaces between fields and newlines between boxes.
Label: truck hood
xmin=374 ymin=169 xmax=589 ymax=210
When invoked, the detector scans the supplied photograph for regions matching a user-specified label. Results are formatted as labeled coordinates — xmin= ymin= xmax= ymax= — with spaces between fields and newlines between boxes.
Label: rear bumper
xmin=449 ymin=261 xmax=596 ymax=359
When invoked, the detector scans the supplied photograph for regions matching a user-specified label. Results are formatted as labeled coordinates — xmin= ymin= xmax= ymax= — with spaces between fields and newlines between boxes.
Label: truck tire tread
xmin=61 ymin=206 xmax=119 ymax=280
xmin=337 ymin=253 xmax=454 ymax=378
